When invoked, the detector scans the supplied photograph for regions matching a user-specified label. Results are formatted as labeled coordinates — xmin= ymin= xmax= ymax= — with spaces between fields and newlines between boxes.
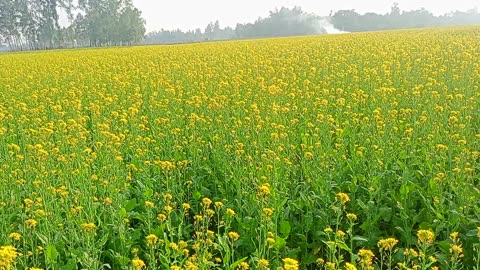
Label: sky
xmin=132 ymin=0 xmax=480 ymax=32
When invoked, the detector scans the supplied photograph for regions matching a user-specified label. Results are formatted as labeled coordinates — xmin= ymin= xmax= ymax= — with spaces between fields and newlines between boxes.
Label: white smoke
xmin=281 ymin=9 xmax=348 ymax=35
xmin=316 ymin=18 xmax=349 ymax=34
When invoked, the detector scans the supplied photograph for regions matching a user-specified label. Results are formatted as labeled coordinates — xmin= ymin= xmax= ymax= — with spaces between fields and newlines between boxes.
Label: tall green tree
xmin=79 ymin=0 xmax=145 ymax=46
xmin=0 ymin=0 xmax=145 ymax=50
xmin=118 ymin=6 xmax=146 ymax=44
xmin=0 ymin=0 xmax=23 ymax=49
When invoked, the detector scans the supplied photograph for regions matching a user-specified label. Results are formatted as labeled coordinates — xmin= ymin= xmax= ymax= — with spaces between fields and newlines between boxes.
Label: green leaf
xmin=400 ymin=184 xmax=410 ymax=197
xmin=99 ymin=233 xmax=110 ymax=246
xmin=229 ymin=257 xmax=248 ymax=270
xmin=279 ymin=221 xmax=291 ymax=237
xmin=336 ymin=241 xmax=352 ymax=252
xmin=274 ymin=237 xmax=287 ymax=249
xmin=418 ymin=222 xmax=432 ymax=230
xmin=63 ymin=259 xmax=77 ymax=270
xmin=46 ymin=244 xmax=58 ymax=262
xmin=218 ymin=236 xmax=231 ymax=264
xmin=352 ymin=236 xmax=368 ymax=243
xmin=144 ymin=188 xmax=153 ymax=198
xmin=303 ymin=253 xmax=317 ymax=264
xmin=193 ymin=191 xmax=202 ymax=200
xmin=124 ymin=198 xmax=137 ymax=212
xmin=466 ymin=228 xmax=479 ymax=237
xmin=119 ymin=207 xmax=127 ymax=218
xmin=437 ymin=240 xmax=450 ymax=254
xmin=379 ymin=206 xmax=392 ymax=222
xmin=356 ymin=199 xmax=368 ymax=210
xmin=114 ymin=255 xmax=130 ymax=266
xmin=398 ymin=151 xmax=407 ymax=159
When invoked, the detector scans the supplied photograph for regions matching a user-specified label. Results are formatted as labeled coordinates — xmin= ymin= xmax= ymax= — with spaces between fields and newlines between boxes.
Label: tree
xmin=330 ymin=5 xmax=480 ymax=32
xmin=331 ymin=10 xmax=361 ymax=32
xmin=212 ymin=20 xmax=220 ymax=40
xmin=0 ymin=0 xmax=22 ymax=49
xmin=33 ymin=0 xmax=62 ymax=49
xmin=74 ymin=0 xmax=146 ymax=46
xmin=204 ymin=22 xmax=214 ymax=40
xmin=390 ymin=2 xmax=401 ymax=16
xmin=118 ymin=6 xmax=146 ymax=44
xmin=0 ymin=0 xmax=145 ymax=50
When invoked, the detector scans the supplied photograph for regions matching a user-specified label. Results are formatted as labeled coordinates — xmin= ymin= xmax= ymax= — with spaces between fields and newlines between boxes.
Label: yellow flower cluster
xmin=282 ymin=258 xmax=299 ymax=270
xmin=417 ymin=229 xmax=435 ymax=245
xmin=336 ymin=192 xmax=350 ymax=205
xmin=357 ymin=248 xmax=375 ymax=269
xmin=377 ymin=237 xmax=399 ymax=251
xmin=0 ymin=246 xmax=19 ymax=270
xmin=81 ymin=222 xmax=97 ymax=233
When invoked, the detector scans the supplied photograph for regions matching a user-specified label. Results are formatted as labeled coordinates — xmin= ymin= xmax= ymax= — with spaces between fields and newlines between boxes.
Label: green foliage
xmin=331 ymin=3 xmax=480 ymax=32
xmin=0 ymin=0 xmax=146 ymax=50
xmin=145 ymin=7 xmax=324 ymax=45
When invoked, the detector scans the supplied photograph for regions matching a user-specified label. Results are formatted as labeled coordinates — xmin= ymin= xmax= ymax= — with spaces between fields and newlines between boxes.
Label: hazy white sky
xmin=132 ymin=0 xmax=480 ymax=32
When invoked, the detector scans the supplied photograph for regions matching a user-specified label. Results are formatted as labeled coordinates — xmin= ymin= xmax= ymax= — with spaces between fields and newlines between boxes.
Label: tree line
xmin=144 ymin=7 xmax=325 ymax=45
xmin=331 ymin=3 xmax=480 ymax=32
xmin=145 ymin=4 xmax=480 ymax=45
xmin=0 ymin=0 xmax=145 ymax=51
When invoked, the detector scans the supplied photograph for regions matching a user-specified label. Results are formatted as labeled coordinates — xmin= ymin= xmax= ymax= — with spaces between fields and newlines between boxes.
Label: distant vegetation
xmin=332 ymin=3 xmax=480 ymax=32
xmin=1 ymin=2 xmax=480 ymax=50
xmin=144 ymin=3 xmax=480 ymax=45
xmin=144 ymin=7 xmax=324 ymax=45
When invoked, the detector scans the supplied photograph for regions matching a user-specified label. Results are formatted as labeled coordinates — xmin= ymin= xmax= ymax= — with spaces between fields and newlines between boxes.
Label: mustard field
xmin=0 ymin=26 xmax=479 ymax=270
